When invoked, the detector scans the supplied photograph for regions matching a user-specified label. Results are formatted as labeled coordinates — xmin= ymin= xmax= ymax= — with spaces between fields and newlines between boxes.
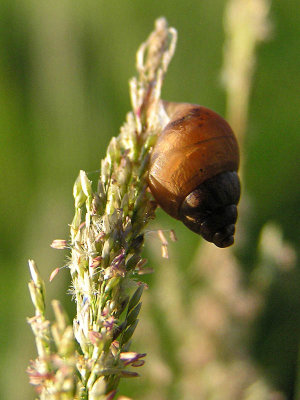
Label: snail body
xmin=148 ymin=102 xmax=240 ymax=248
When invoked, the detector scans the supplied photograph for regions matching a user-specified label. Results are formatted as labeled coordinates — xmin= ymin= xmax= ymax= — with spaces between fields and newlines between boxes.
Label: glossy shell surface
xmin=148 ymin=102 xmax=240 ymax=219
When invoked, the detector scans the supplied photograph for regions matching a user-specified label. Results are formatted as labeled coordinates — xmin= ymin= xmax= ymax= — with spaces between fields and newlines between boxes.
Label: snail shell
xmin=148 ymin=101 xmax=240 ymax=247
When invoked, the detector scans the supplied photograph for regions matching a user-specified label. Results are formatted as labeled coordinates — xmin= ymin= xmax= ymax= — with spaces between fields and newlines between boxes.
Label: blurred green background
xmin=1 ymin=1 xmax=300 ymax=399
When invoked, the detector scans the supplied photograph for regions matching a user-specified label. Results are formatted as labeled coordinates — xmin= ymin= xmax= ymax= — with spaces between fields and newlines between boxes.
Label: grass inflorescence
xmin=27 ymin=18 xmax=177 ymax=399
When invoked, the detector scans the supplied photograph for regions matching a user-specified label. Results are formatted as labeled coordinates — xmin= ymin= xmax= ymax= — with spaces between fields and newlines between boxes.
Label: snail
xmin=148 ymin=101 xmax=240 ymax=248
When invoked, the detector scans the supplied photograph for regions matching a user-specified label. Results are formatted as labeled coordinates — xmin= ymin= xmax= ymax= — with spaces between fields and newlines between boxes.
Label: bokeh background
xmin=1 ymin=0 xmax=300 ymax=399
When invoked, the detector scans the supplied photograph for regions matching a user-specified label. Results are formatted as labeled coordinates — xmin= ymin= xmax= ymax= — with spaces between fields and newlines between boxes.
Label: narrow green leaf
xmin=121 ymin=320 xmax=139 ymax=345
xmin=126 ymin=302 xmax=142 ymax=327
xmin=127 ymin=285 xmax=144 ymax=313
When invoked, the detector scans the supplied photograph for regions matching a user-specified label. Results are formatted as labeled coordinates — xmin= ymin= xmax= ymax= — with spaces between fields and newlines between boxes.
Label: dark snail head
xmin=148 ymin=101 xmax=241 ymax=248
